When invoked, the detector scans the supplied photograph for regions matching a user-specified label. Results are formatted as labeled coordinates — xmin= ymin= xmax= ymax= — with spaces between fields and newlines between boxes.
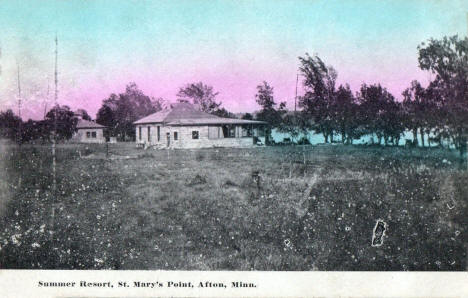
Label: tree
xmin=211 ymin=107 xmax=237 ymax=118
xmin=357 ymin=84 xmax=402 ymax=145
xmin=402 ymin=81 xmax=424 ymax=146
xmin=151 ymin=97 xmax=165 ymax=112
xmin=96 ymin=101 xmax=117 ymax=139
xmin=254 ymin=81 xmax=286 ymax=144
xmin=382 ymin=100 xmax=405 ymax=146
xmin=0 ymin=109 xmax=22 ymax=141
xmin=21 ymin=119 xmax=51 ymax=143
xmin=298 ymin=53 xmax=338 ymax=143
xmin=335 ymin=84 xmax=360 ymax=144
xmin=177 ymin=82 xmax=221 ymax=114
xmin=255 ymin=81 xmax=276 ymax=110
xmin=45 ymin=105 xmax=78 ymax=140
xmin=401 ymin=80 xmax=440 ymax=147
xmin=121 ymin=83 xmax=157 ymax=119
xmin=277 ymin=112 xmax=309 ymax=144
xmin=424 ymin=79 xmax=449 ymax=147
xmin=96 ymin=83 xmax=162 ymax=141
xmin=241 ymin=113 xmax=253 ymax=120
xmin=255 ymin=81 xmax=285 ymax=126
xmin=75 ymin=109 xmax=92 ymax=121
xmin=417 ymin=35 xmax=468 ymax=156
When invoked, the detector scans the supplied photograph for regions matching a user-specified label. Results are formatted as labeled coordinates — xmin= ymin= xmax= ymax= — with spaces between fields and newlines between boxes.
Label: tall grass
xmin=0 ymin=143 xmax=466 ymax=270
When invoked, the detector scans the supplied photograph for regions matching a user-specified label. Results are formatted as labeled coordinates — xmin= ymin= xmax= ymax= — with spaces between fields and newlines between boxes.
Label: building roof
xmin=134 ymin=102 xmax=266 ymax=126
xmin=166 ymin=118 xmax=265 ymax=126
xmin=76 ymin=119 xmax=106 ymax=129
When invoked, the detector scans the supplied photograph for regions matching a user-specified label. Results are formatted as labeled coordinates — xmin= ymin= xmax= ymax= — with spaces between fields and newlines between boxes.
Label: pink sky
xmin=0 ymin=0 xmax=464 ymax=120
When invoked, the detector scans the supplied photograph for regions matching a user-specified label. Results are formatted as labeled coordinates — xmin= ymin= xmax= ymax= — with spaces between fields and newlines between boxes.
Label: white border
xmin=1 ymin=270 xmax=468 ymax=297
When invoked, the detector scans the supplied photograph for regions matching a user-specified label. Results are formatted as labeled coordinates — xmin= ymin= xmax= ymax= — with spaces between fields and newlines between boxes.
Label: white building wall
xmin=73 ymin=128 xmax=105 ymax=143
xmin=136 ymin=124 xmax=166 ymax=148
xmin=135 ymin=124 xmax=262 ymax=149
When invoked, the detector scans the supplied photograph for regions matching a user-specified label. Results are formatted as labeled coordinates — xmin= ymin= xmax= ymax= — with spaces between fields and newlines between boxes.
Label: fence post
xmin=465 ymin=140 xmax=468 ymax=170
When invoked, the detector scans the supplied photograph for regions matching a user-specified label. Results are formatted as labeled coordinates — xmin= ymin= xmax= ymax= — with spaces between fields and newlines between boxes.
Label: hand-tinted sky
xmin=0 ymin=0 xmax=467 ymax=119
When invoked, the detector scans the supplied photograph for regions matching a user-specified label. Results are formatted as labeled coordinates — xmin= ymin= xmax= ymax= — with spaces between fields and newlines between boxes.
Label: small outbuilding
xmin=133 ymin=102 xmax=266 ymax=149
xmin=72 ymin=119 xmax=106 ymax=143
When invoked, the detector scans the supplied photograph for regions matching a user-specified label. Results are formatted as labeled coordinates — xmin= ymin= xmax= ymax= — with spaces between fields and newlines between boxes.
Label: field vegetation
xmin=0 ymin=141 xmax=466 ymax=270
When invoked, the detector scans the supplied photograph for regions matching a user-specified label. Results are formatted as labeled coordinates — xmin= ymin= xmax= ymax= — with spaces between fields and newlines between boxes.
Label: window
xmin=208 ymin=126 xmax=220 ymax=139
xmin=157 ymin=126 xmax=160 ymax=141
xmin=192 ymin=131 xmax=199 ymax=139
xmin=91 ymin=131 xmax=97 ymax=138
xmin=147 ymin=126 xmax=151 ymax=142
xmin=138 ymin=127 xmax=142 ymax=140
xmin=174 ymin=132 xmax=178 ymax=140
xmin=86 ymin=132 xmax=91 ymax=138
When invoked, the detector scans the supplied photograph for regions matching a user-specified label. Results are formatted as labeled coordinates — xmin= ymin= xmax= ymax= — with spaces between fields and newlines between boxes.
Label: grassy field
xmin=0 ymin=140 xmax=467 ymax=270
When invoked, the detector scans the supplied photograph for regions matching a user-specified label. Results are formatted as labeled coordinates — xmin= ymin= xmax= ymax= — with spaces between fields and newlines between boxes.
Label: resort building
xmin=133 ymin=102 xmax=266 ymax=149
xmin=72 ymin=119 xmax=106 ymax=143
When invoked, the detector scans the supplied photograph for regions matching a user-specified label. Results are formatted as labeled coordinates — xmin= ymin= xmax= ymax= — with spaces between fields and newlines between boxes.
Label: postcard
xmin=0 ymin=1 xmax=468 ymax=297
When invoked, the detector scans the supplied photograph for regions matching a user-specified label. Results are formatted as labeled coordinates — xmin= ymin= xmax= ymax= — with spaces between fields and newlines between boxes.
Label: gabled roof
xmin=76 ymin=119 xmax=106 ymax=129
xmin=134 ymin=102 xmax=266 ymax=125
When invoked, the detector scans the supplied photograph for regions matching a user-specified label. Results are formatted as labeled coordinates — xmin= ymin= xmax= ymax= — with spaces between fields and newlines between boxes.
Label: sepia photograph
xmin=0 ymin=1 xmax=467 ymax=295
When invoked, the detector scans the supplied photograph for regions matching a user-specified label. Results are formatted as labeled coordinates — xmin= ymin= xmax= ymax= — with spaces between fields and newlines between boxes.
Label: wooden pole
xmin=51 ymin=34 xmax=58 ymax=241
xmin=294 ymin=73 xmax=298 ymax=113
xmin=16 ymin=60 xmax=22 ymax=145
xmin=465 ymin=139 xmax=468 ymax=171
xmin=43 ymin=80 xmax=50 ymax=119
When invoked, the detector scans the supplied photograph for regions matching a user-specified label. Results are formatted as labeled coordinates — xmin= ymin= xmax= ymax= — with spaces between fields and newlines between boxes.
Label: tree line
xmin=260 ymin=35 xmax=468 ymax=156
xmin=0 ymin=35 xmax=467 ymax=155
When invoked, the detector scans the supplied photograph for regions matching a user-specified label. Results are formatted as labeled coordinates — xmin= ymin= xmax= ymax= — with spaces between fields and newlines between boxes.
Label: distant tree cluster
xmin=96 ymin=83 xmax=164 ymax=141
xmin=0 ymin=36 xmax=466 ymax=154
xmin=254 ymin=81 xmax=287 ymax=144
xmin=289 ymin=53 xmax=408 ymax=146
xmin=0 ymin=110 xmax=21 ymax=140
xmin=0 ymin=105 xmax=79 ymax=144
xmin=176 ymin=81 xmax=237 ymax=118
xmin=271 ymin=35 xmax=468 ymax=156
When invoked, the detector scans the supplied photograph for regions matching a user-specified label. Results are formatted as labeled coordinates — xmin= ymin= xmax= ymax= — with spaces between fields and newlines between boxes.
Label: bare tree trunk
xmin=16 ymin=61 xmax=22 ymax=146
xmin=51 ymin=133 xmax=56 ymax=240
xmin=419 ymin=127 xmax=425 ymax=147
